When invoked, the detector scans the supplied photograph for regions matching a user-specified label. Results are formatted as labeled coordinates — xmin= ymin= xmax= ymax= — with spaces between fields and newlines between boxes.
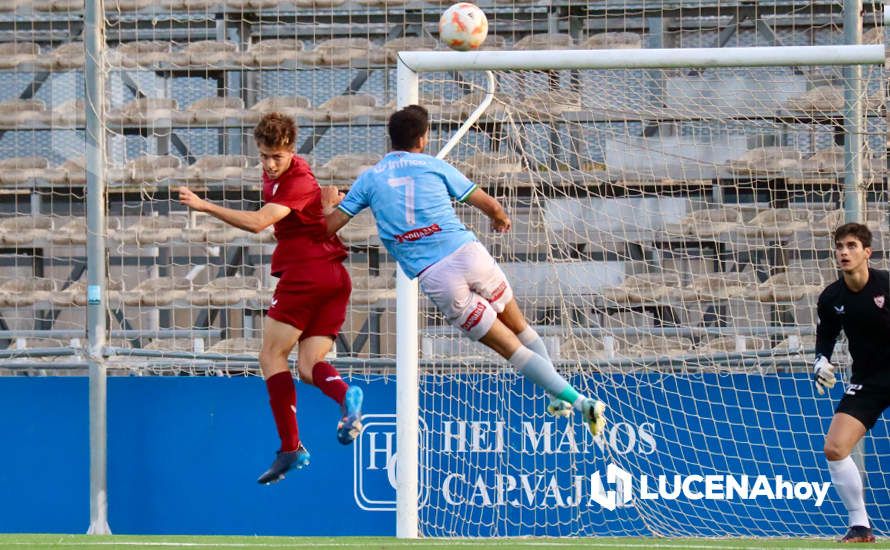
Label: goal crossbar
xmin=398 ymin=45 xmax=885 ymax=73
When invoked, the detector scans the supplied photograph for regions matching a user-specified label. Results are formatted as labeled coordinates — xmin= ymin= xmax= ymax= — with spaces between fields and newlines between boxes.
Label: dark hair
xmin=388 ymin=105 xmax=429 ymax=151
xmin=254 ymin=112 xmax=297 ymax=150
xmin=834 ymin=222 xmax=872 ymax=248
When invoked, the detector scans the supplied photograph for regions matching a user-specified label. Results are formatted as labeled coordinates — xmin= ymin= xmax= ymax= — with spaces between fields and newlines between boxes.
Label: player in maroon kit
xmin=178 ymin=112 xmax=363 ymax=485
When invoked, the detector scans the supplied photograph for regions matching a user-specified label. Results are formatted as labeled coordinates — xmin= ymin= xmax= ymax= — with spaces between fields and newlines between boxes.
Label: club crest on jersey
xmin=272 ymin=183 xmax=279 ymax=195
xmin=875 ymin=295 xmax=885 ymax=308
xmin=834 ymin=305 xmax=845 ymax=315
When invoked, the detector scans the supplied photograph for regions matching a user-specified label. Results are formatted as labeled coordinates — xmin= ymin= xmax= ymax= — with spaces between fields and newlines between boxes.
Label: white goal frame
xmin=393 ymin=44 xmax=885 ymax=539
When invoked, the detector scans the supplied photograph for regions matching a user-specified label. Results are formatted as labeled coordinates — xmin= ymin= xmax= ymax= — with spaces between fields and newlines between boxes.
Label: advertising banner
xmin=0 ymin=374 xmax=886 ymax=536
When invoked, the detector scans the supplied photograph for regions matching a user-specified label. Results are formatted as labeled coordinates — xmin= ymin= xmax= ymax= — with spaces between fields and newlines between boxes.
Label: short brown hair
xmin=834 ymin=222 xmax=872 ymax=248
xmin=388 ymin=105 xmax=429 ymax=151
xmin=254 ymin=112 xmax=296 ymax=149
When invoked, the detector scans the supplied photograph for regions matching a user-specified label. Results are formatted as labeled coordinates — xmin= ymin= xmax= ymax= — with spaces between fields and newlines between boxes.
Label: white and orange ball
xmin=438 ymin=3 xmax=488 ymax=51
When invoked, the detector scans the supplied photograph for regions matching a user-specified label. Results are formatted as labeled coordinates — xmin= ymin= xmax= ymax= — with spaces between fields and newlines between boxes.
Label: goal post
xmin=395 ymin=44 xmax=885 ymax=538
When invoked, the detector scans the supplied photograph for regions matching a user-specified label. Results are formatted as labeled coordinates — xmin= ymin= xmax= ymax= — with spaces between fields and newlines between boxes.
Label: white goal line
xmin=397 ymin=45 xmax=885 ymax=73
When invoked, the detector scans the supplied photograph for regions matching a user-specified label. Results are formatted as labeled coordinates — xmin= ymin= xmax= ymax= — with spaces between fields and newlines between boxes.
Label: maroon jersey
xmin=262 ymin=155 xmax=347 ymax=280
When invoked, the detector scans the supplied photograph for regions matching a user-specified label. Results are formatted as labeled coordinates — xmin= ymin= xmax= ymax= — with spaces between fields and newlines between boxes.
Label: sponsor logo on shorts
xmin=460 ymin=302 xmax=487 ymax=331
xmin=490 ymin=281 xmax=507 ymax=303
xmin=395 ymin=224 xmax=441 ymax=243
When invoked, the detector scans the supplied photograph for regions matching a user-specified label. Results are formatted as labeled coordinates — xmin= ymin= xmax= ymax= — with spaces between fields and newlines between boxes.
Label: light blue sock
xmin=509 ymin=346 xmax=583 ymax=405
xmin=517 ymin=326 xmax=550 ymax=360
xmin=517 ymin=327 xmax=584 ymax=407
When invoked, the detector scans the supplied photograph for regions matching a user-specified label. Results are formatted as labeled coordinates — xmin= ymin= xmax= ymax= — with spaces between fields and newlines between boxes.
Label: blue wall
xmin=0 ymin=374 xmax=887 ymax=536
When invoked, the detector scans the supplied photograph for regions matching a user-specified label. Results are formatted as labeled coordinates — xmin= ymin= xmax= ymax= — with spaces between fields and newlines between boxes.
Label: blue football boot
xmin=337 ymin=386 xmax=364 ymax=445
xmin=257 ymin=444 xmax=310 ymax=485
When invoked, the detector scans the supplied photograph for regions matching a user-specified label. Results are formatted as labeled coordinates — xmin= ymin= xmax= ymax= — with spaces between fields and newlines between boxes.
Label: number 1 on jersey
xmin=387 ymin=176 xmax=415 ymax=224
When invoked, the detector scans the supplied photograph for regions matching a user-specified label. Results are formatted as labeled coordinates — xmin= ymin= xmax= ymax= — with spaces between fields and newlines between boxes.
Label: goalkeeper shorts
xmin=268 ymin=262 xmax=351 ymax=341
xmin=419 ymin=241 xmax=513 ymax=341
xmin=836 ymin=383 xmax=890 ymax=430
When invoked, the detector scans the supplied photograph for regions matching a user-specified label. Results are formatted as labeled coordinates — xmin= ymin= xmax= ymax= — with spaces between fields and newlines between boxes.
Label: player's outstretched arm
xmin=325 ymin=208 xmax=351 ymax=237
xmin=178 ymin=186 xmax=289 ymax=233
xmin=320 ymin=186 xmax=345 ymax=215
xmin=465 ymin=188 xmax=511 ymax=233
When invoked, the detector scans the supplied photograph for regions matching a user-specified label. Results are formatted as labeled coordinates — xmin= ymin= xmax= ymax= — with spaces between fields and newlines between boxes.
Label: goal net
xmin=400 ymin=46 xmax=888 ymax=537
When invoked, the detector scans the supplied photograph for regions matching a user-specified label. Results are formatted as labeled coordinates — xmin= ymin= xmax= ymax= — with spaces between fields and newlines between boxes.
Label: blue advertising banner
xmin=0 ymin=374 xmax=886 ymax=536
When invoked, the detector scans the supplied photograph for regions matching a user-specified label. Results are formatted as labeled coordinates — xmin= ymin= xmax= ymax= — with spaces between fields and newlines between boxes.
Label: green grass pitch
xmin=1 ymin=535 xmax=890 ymax=550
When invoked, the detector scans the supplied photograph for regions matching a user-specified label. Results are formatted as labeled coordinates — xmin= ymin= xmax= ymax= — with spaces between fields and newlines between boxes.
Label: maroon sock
xmin=265 ymin=371 xmax=299 ymax=452
xmin=311 ymin=361 xmax=348 ymax=406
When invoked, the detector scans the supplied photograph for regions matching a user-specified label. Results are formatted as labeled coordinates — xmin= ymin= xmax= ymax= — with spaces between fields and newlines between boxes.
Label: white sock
xmin=517 ymin=326 xmax=550 ymax=360
xmin=828 ymin=456 xmax=870 ymax=528
xmin=508 ymin=346 xmax=581 ymax=404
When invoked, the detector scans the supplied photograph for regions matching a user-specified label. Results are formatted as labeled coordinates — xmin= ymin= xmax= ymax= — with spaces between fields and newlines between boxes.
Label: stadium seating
xmin=183 ymin=155 xmax=252 ymax=182
xmin=107 ymin=41 xmax=173 ymax=68
xmin=190 ymin=276 xmax=261 ymax=306
xmin=317 ymin=93 xmax=380 ymax=122
xmin=314 ymin=153 xmax=381 ymax=184
xmin=245 ymin=38 xmax=308 ymax=67
xmin=739 ymin=208 xmax=812 ymax=239
xmin=112 ymin=214 xmax=188 ymax=244
xmin=664 ymin=206 xmax=747 ymax=239
xmin=182 ymin=97 xmax=246 ymax=124
xmin=759 ymin=265 xmax=832 ymax=303
xmin=599 ymin=272 xmax=684 ymax=304
xmin=36 ymin=42 xmax=84 ymax=70
xmin=0 ymin=1 xmax=879 ymax=369
xmin=581 ymin=32 xmax=642 ymax=50
xmin=336 ymin=209 xmax=378 ymax=245
xmin=0 ymin=99 xmax=44 ymax=127
xmin=0 ymin=157 xmax=50 ymax=185
xmin=107 ymin=98 xmax=181 ymax=126
xmin=627 ymin=334 xmax=695 ymax=357
xmin=182 ymin=213 xmax=254 ymax=243
xmin=513 ymin=33 xmax=574 ymax=50
xmin=176 ymin=40 xmax=240 ymax=67
xmin=696 ymin=334 xmax=770 ymax=353
xmin=349 ymin=268 xmax=396 ymax=306
xmin=374 ymin=36 xmax=439 ymax=64
xmin=312 ymin=38 xmax=378 ymax=66
xmin=784 ymin=85 xmax=844 ymax=113
xmin=453 ymin=152 xmax=524 ymax=184
xmin=48 ymin=99 xmax=86 ymax=128
xmin=726 ymin=147 xmax=804 ymax=176
xmin=559 ymin=335 xmax=619 ymax=360
xmin=243 ymin=96 xmax=316 ymax=123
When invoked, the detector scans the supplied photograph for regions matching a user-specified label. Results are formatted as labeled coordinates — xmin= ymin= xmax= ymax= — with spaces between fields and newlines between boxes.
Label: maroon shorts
xmin=267 ymin=262 xmax=351 ymax=341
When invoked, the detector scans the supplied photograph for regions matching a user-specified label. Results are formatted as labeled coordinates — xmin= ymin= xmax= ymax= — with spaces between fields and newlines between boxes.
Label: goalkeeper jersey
xmin=816 ymin=267 xmax=890 ymax=387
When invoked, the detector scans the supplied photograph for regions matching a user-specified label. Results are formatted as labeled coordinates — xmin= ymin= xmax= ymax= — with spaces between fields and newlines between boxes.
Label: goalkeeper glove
xmin=813 ymin=355 xmax=836 ymax=395
xmin=546 ymin=397 xmax=574 ymax=418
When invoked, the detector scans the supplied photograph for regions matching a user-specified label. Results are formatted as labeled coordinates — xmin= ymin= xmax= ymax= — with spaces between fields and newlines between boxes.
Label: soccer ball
xmin=438 ymin=3 xmax=488 ymax=51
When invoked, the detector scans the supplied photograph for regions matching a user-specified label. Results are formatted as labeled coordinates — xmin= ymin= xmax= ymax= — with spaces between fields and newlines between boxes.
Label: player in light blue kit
xmin=325 ymin=105 xmax=605 ymax=436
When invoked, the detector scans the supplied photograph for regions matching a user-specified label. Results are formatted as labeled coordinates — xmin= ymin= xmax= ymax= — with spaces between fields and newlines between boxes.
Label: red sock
xmin=265 ymin=371 xmax=299 ymax=452
xmin=311 ymin=361 xmax=348 ymax=406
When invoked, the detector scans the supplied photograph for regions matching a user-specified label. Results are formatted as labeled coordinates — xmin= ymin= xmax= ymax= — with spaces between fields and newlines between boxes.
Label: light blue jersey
xmin=337 ymin=151 xmax=478 ymax=279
